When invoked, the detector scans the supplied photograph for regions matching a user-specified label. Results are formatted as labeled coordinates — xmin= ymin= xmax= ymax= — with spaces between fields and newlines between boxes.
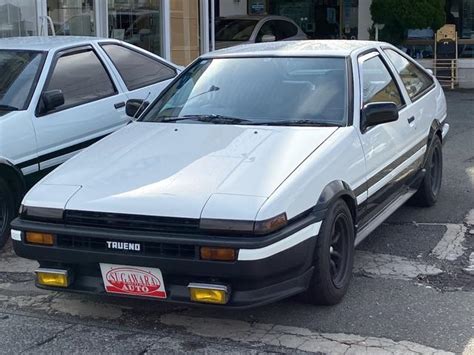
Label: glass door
xmin=107 ymin=0 xmax=162 ymax=56
xmin=0 ymin=0 xmax=39 ymax=38
xmin=46 ymin=0 xmax=96 ymax=36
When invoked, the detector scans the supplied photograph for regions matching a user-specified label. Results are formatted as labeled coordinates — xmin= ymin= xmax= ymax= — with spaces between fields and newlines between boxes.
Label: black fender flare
xmin=0 ymin=158 xmax=26 ymax=203
xmin=313 ymin=180 xmax=358 ymax=225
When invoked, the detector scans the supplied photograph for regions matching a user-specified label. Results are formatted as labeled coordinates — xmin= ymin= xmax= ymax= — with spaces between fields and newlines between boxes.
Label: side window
xmin=101 ymin=44 xmax=176 ymax=91
xmin=384 ymin=49 xmax=434 ymax=100
xmin=275 ymin=20 xmax=298 ymax=39
xmin=361 ymin=55 xmax=403 ymax=107
xmin=44 ymin=49 xmax=116 ymax=111
xmin=256 ymin=21 xmax=276 ymax=42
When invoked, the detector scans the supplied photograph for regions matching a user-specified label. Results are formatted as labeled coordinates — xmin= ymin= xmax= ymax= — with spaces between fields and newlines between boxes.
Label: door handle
xmin=407 ymin=116 xmax=415 ymax=124
xmin=114 ymin=102 xmax=125 ymax=109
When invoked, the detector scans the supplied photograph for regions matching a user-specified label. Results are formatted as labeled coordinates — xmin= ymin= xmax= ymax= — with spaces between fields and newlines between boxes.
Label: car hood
xmin=34 ymin=122 xmax=337 ymax=219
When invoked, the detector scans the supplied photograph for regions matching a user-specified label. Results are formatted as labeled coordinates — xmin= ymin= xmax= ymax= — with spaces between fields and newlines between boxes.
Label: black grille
xmin=64 ymin=210 xmax=200 ymax=234
xmin=56 ymin=235 xmax=197 ymax=259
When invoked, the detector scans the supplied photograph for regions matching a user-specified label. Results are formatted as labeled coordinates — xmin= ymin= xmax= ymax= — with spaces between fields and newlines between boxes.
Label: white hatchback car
xmin=12 ymin=41 xmax=448 ymax=308
xmin=0 ymin=36 xmax=180 ymax=247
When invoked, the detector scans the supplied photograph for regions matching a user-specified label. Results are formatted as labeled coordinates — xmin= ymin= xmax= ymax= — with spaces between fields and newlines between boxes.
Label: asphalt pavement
xmin=0 ymin=91 xmax=472 ymax=354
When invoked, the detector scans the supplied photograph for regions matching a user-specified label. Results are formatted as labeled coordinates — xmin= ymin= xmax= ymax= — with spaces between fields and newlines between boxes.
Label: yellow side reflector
xmin=26 ymin=232 xmax=54 ymax=246
xmin=189 ymin=284 xmax=228 ymax=305
xmin=200 ymin=247 xmax=236 ymax=261
xmin=36 ymin=270 xmax=69 ymax=287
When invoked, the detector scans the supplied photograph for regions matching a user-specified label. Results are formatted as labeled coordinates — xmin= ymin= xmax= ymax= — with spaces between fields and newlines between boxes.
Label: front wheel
xmin=0 ymin=177 xmax=15 ymax=249
xmin=304 ymin=199 xmax=355 ymax=305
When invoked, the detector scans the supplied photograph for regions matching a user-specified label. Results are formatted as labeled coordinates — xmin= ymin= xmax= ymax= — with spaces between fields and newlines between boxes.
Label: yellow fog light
xmin=188 ymin=283 xmax=229 ymax=305
xmin=35 ymin=269 xmax=70 ymax=287
xmin=26 ymin=232 xmax=54 ymax=246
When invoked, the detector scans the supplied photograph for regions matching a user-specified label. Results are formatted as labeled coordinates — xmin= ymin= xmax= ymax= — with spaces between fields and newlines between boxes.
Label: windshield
xmin=142 ymin=57 xmax=348 ymax=126
xmin=215 ymin=19 xmax=258 ymax=42
xmin=0 ymin=50 xmax=45 ymax=111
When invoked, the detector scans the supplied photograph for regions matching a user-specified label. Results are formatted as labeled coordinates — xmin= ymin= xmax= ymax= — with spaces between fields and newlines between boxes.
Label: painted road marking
xmin=430 ymin=224 xmax=467 ymax=261
xmin=354 ymin=251 xmax=443 ymax=280
xmin=161 ymin=314 xmax=453 ymax=354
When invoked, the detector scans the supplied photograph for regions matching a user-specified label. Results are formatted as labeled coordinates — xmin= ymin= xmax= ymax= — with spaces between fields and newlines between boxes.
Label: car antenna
xmin=133 ymin=92 xmax=151 ymax=120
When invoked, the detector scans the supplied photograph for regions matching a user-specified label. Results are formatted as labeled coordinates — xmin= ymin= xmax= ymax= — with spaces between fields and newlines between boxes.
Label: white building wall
xmin=219 ymin=0 xmax=248 ymax=16
xmin=358 ymin=0 xmax=373 ymax=40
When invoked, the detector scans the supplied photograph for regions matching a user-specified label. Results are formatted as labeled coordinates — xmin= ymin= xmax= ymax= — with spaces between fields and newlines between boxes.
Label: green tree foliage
xmin=370 ymin=0 xmax=446 ymax=44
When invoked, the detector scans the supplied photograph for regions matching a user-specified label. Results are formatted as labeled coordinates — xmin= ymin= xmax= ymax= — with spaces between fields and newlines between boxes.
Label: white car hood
xmin=34 ymin=122 xmax=337 ymax=218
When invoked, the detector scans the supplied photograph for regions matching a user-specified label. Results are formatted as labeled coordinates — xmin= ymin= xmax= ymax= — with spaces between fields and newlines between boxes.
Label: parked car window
xmin=215 ymin=19 xmax=258 ymax=42
xmin=275 ymin=20 xmax=298 ymax=39
xmin=256 ymin=21 xmax=276 ymax=42
xmin=361 ymin=55 xmax=403 ymax=107
xmin=45 ymin=49 xmax=116 ymax=111
xmin=143 ymin=57 xmax=348 ymax=126
xmin=0 ymin=50 xmax=45 ymax=111
xmin=384 ymin=49 xmax=434 ymax=100
xmin=101 ymin=44 xmax=176 ymax=91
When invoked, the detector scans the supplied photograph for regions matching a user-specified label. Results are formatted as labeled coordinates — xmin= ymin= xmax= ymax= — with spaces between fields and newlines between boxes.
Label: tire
xmin=0 ymin=177 xmax=15 ymax=249
xmin=411 ymin=135 xmax=443 ymax=207
xmin=304 ymin=199 xmax=355 ymax=305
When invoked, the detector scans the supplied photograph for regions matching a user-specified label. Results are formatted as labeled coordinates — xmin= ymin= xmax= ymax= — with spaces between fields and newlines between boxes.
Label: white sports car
xmin=0 ymin=36 xmax=181 ymax=248
xmin=12 ymin=40 xmax=449 ymax=308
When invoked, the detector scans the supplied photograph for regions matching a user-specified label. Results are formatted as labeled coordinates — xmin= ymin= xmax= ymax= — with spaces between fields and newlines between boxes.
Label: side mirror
xmin=40 ymin=90 xmax=65 ymax=114
xmin=426 ymin=68 xmax=434 ymax=75
xmin=361 ymin=102 xmax=399 ymax=132
xmin=126 ymin=99 xmax=149 ymax=118
xmin=261 ymin=34 xmax=276 ymax=43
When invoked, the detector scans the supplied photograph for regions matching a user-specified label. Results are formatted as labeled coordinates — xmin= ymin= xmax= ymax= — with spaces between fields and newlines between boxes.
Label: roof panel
xmin=204 ymin=40 xmax=380 ymax=58
xmin=0 ymin=36 xmax=111 ymax=51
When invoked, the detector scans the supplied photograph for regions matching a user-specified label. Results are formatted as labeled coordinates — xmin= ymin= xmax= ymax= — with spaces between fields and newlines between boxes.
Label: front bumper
xmin=12 ymin=214 xmax=321 ymax=309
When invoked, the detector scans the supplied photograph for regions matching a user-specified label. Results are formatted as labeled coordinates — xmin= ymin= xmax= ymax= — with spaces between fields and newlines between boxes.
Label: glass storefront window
xmin=170 ymin=0 xmax=200 ymax=66
xmin=47 ymin=0 xmax=95 ymax=36
xmin=0 ymin=0 xmax=38 ymax=38
xmin=108 ymin=0 xmax=162 ymax=56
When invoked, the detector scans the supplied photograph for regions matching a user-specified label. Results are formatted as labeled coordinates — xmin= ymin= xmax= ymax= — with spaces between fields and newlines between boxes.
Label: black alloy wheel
xmin=0 ymin=177 xmax=14 ymax=249
xmin=411 ymin=135 xmax=443 ymax=207
xmin=304 ymin=199 xmax=355 ymax=305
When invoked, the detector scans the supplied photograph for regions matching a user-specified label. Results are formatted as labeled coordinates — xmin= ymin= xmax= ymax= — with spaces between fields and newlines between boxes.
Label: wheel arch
xmin=313 ymin=180 xmax=358 ymax=225
xmin=0 ymin=158 xmax=26 ymax=206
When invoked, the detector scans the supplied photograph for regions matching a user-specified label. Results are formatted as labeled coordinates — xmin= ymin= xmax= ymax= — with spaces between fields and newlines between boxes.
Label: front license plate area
xmin=100 ymin=263 xmax=167 ymax=299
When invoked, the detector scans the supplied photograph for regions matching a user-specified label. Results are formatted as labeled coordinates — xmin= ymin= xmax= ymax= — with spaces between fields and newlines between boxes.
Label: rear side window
xmin=384 ymin=49 xmax=434 ymax=100
xmin=101 ymin=44 xmax=176 ymax=91
xmin=45 ymin=49 xmax=116 ymax=110
xmin=275 ymin=20 xmax=298 ymax=39
xmin=361 ymin=55 xmax=403 ymax=107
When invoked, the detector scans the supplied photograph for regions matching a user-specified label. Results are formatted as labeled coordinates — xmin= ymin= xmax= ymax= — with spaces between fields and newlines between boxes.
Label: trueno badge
xmin=106 ymin=241 xmax=141 ymax=251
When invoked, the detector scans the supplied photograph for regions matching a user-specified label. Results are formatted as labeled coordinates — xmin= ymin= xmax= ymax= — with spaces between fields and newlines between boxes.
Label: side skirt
xmin=355 ymin=188 xmax=417 ymax=246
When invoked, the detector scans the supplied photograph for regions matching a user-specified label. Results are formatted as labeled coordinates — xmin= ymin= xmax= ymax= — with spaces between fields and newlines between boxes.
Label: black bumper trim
xmin=34 ymin=266 xmax=314 ymax=310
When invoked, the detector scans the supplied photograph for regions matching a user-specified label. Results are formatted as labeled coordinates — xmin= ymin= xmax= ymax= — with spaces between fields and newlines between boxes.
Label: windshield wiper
xmin=0 ymin=104 xmax=19 ymax=111
xmin=161 ymin=114 xmax=254 ymax=125
xmin=250 ymin=120 xmax=342 ymax=127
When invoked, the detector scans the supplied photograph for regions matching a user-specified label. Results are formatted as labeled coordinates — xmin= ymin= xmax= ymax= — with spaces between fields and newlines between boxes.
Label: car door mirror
xmin=361 ymin=102 xmax=399 ymax=132
xmin=40 ymin=90 xmax=65 ymax=114
xmin=261 ymin=34 xmax=276 ymax=43
xmin=126 ymin=99 xmax=149 ymax=118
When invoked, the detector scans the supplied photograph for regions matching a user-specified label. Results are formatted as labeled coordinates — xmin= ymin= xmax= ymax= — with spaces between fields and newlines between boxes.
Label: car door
xmin=356 ymin=51 xmax=423 ymax=226
xmin=98 ymin=43 xmax=178 ymax=104
xmin=33 ymin=46 xmax=129 ymax=171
